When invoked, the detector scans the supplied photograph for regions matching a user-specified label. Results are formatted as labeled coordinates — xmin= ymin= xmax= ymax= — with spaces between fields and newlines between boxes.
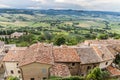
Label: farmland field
xmin=0 ymin=9 xmax=120 ymax=46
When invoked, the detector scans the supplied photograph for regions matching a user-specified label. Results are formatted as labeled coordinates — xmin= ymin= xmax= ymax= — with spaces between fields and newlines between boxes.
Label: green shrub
xmin=50 ymin=76 xmax=84 ymax=80
xmin=62 ymin=76 xmax=84 ymax=80
xmin=50 ymin=76 xmax=62 ymax=80
xmin=7 ymin=76 xmax=19 ymax=80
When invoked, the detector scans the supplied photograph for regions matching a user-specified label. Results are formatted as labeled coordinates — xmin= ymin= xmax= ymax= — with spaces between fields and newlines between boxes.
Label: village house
xmin=19 ymin=43 xmax=54 ymax=80
xmin=3 ymin=47 xmax=27 ymax=80
xmin=1 ymin=40 xmax=120 ymax=79
xmin=83 ymin=39 xmax=120 ymax=77
xmin=50 ymin=45 xmax=80 ymax=77
xmin=76 ymin=45 xmax=114 ymax=76
xmin=0 ymin=32 xmax=24 ymax=39
xmin=10 ymin=32 xmax=24 ymax=38
xmin=76 ymin=46 xmax=101 ymax=76
xmin=0 ymin=41 xmax=17 ymax=80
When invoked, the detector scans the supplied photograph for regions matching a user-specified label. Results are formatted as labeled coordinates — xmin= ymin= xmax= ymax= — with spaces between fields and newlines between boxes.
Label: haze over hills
xmin=0 ymin=9 xmax=120 ymax=16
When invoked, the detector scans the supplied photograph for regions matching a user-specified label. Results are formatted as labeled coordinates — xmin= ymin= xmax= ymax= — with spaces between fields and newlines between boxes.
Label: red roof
xmin=19 ymin=43 xmax=54 ymax=66
xmin=107 ymin=66 xmax=120 ymax=76
xmin=3 ymin=47 xmax=26 ymax=62
xmin=53 ymin=46 xmax=80 ymax=62
xmin=93 ymin=46 xmax=114 ymax=61
xmin=84 ymin=39 xmax=120 ymax=46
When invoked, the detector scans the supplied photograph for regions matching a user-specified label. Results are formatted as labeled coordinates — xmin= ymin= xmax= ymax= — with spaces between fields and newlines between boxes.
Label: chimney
xmin=102 ymin=54 xmax=104 ymax=58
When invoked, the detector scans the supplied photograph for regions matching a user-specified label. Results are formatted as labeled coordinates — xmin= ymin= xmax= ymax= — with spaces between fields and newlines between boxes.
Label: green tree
xmin=97 ymin=34 xmax=108 ymax=39
xmin=54 ymin=36 xmax=66 ymax=46
xmin=66 ymin=36 xmax=78 ymax=45
xmin=86 ymin=67 xmax=110 ymax=80
xmin=7 ymin=76 xmax=19 ymax=80
xmin=114 ymin=54 xmax=120 ymax=66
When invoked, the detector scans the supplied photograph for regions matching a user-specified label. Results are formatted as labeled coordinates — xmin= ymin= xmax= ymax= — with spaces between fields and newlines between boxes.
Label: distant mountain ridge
xmin=0 ymin=9 xmax=120 ymax=16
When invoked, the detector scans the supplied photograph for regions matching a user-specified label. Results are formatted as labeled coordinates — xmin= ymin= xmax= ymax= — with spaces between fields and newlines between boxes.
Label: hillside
xmin=0 ymin=9 xmax=120 ymax=46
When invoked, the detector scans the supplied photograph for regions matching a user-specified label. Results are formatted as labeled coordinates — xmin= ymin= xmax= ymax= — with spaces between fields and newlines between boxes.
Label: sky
xmin=0 ymin=0 xmax=120 ymax=12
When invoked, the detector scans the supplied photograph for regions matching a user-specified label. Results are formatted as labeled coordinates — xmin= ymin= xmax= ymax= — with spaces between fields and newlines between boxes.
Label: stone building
xmin=19 ymin=43 xmax=54 ymax=80
xmin=10 ymin=32 xmax=24 ymax=38
xmin=3 ymin=47 xmax=27 ymax=80
xmin=50 ymin=46 xmax=80 ymax=77
xmin=2 ymin=40 xmax=120 ymax=79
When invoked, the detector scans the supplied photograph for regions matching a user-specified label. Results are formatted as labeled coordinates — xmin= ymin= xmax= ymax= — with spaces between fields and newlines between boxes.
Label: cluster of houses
xmin=0 ymin=32 xmax=24 ymax=39
xmin=0 ymin=39 xmax=120 ymax=80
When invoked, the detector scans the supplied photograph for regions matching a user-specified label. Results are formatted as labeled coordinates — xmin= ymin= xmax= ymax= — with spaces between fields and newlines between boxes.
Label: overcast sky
xmin=0 ymin=0 xmax=120 ymax=12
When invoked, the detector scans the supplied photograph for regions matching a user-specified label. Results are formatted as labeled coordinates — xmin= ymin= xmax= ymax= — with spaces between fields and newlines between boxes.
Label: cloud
xmin=0 ymin=4 xmax=11 ymax=8
xmin=31 ymin=0 xmax=46 ymax=4
xmin=0 ymin=0 xmax=119 ymax=12
xmin=55 ymin=0 xmax=65 ymax=3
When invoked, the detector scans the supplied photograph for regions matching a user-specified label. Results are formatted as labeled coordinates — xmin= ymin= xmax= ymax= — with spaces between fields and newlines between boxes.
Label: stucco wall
xmin=66 ymin=63 xmax=80 ymax=76
xmin=20 ymin=62 xmax=51 ymax=80
xmin=80 ymin=63 xmax=99 ymax=76
xmin=4 ymin=62 xmax=22 ymax=79
xmin=99 ymin=59 xmax=113 ymax=69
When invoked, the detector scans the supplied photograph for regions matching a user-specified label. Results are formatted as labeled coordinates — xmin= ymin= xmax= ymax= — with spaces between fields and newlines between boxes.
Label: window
xmin=94 ymin=65 xmax=96 ymax=68
xmin=11 ymin=70 xmax=14 ymax=74
xmin=72 ymin=63 xmax=75 ymax=66
xmin=5 ymin=50 xmax=8 ymax=53
xmin=43 ymin=77 xmax=47 ymax=80
xmin=106 ymin=62 xmax=108 ymax=65
xmin=87 ymin=66 xmax=91 ymax=70
xmin=18 ymin=70 xmax=21 ymax=74
xmin=1 ymin=64 xmax=3 ymax=68
xmin=42 ymin=69 xmax=47 ymax=74
xmin=17 ymin=63 xmax=19 ymax=66
xmin=30 ymin=78 xmax=34 ymax=80
xmin=81 ymin=74 xmax=84 ymax=76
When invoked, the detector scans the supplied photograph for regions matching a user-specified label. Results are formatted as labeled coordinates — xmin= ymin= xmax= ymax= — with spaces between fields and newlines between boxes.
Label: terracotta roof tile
xmin=53 ymin=46 xmax=80 ymax=62
xmin=84 ymin=39 xmax=120 ymax=46
xmin=107 ymin=66 xmax=120 ymax=76
xmin=3 ymin=47 xmax=26 ymax=62
xmin=19 ymin=43 xmax=54 ymax=66
xmin=50 ymin=63 xmax=71 ymax=77
xmin=107 ymin=44 xmax=120 ymax=56
xmin=77 ymin=47 xmax=101 ymax=64
xmin=93 ymin=46 xmax=114 ymax=61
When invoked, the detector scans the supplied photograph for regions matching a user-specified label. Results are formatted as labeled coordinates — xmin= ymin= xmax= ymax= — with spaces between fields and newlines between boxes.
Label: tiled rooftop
xmin=84 ymin=39 xmax=120 ymax=46
xmin=107 ymin=66 xmax=120 ymax=76
xmin=107 ymin=45 xmax=120 ymax=56
xmin=53 ymin=46 xmax=80 ymax=62
xmin=3 ymin=41 xmax=116 ymax=67
xmin=3 ymin=47 xmax=26 ymax=62
xmin=93 ymin=46 xmax=114 ymax=61
xmin=77 ymin=47 xmax=101 ymax=64
xmin=19 ymin=43 xmax=54 ymax=66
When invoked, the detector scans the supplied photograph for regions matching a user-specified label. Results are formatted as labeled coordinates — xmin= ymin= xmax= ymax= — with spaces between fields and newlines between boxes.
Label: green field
xmin=0 ymin=9 xmax=120 ymax=46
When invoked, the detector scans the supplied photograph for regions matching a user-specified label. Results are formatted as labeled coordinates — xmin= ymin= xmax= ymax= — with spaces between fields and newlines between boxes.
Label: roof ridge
xmin=34 ymin=43 xmax=41 ymax=61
